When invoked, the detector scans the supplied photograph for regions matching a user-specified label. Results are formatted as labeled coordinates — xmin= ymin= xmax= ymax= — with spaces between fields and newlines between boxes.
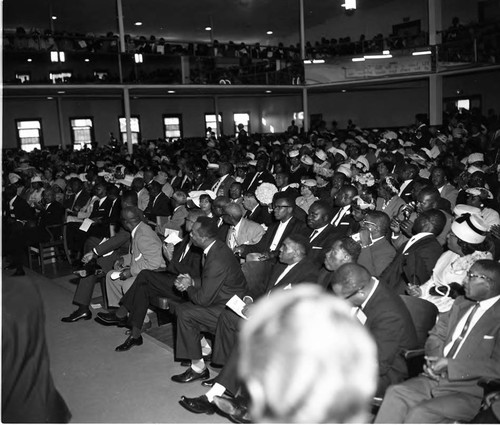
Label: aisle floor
xmin=2 ymin=267 xmax=229 ymax=423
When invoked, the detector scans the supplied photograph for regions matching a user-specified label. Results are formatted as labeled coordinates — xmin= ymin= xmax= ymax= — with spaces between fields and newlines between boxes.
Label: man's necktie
xmin=211 ymin=178 xmax=220 ymax=192
xmin=331 ymin=209 xmax=343 ymax=226
xmin=446 ymin=302 xmax=480 ymax=359
xmin=202 ymin=253 xmax=207 ymax=267
xmin=309 ymin=229 xmax=319 ymax=242
xmin=244 ymin=210 xmax=251 ymax=219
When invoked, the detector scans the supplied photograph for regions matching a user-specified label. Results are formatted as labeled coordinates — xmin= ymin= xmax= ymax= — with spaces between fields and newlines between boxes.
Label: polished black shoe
xmin=201 ymin=377 xmax=217 ymax=388
xmin=115 ymin=335 xmax=143 ymax=352
xmin=171 ymin=367 xmax=209 ymax=383
xmin=12 ymin=267 xmax=26 ymax=276
xmin=96 ymin=311 xmax=127 ymax=327
xmin=61 ymin=309 xmax=92 ymax=323
xmin=179 ymin=395 xmax=215 ymax=415
xmin=213 ymin=395 xmax=251 ymax=424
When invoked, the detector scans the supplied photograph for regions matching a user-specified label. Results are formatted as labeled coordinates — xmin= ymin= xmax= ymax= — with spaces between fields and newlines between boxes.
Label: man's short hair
xmin=195 ymin=216 xmax=218 ymax=239
xmin=417 ymin=208 xmax=446 ymax=236
xmin=287 ymin=234 xmax=311 ymax=257
xmin=172 ymin=191 xmax=187 ymax=204
xmin=366 ymin=210 xmax=391 ymax=237
xmin=311 ymin=200 xmax=333 ymax=221
xmin=327 ymin=236 xmax=362 ymax=262
xmin=122 ymin=189 xmax=138 ymax=206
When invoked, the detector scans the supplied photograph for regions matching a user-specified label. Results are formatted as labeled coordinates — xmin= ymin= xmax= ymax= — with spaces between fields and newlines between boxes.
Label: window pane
xmin=164 ymin=116 xmax=181 ymax=139
xmin=164 ymin=117 xmax=179 ymax=125
xmin=19 ymin=128 xmax=40 ymax=138
xmin=119 ymin=117 xmax=140 ymax=133
xmin=71 ymin=119 xmax=93 ymax=127
xmin=17 ymin=120 xmax=41 ymax=129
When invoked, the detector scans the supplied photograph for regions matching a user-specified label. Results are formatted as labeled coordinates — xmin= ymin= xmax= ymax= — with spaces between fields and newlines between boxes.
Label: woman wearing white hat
xmin=295 ymin=179 xmax=319 ymax=213
xmin=407 ymin=213 xmax=494 ymax=314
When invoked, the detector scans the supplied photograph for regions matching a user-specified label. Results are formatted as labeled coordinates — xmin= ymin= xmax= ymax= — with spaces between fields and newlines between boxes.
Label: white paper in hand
xmin=226 ymin=295 xmax=248 ymax=320
xmin=164 ymin=230 xmax=182 ymax=245
xmin=79 ymin=218 xmax=94 ymax=232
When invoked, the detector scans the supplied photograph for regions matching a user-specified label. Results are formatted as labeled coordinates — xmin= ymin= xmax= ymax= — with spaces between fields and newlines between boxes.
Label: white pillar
xmin=428 ymin=0 xmax=442 ymax=46
xmin=213 ymin=96 xmax=221 ymax=138
xmin=123 ymin=87 xmax=133 ymax=154
xmin=302 ymin=87 xmax=309 ymax=132
xmin=56 ymin=97 xmax=66 ymax=148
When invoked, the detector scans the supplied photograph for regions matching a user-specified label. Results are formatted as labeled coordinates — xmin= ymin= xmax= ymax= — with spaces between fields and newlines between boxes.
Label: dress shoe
xmin=201 ymin=377 xmax=217 ymax=388
xmin=213 ymin=395 xmax=251 ymax=424
xmin=125 ymin=320 xmax=151 ymax=335
xmin=115 ymin=335 xmax=143 ymax=352
xmin=179 ymin=395 xmax=215 ymax=415
xmin=180 ymin=354 xmax=212 ymax=367
xmin=96 ymin=311 xmax=127 ymax=327
xmin=171 ymin=367 xmax=209 ymax=383
xmin=12 ymin=268 xmax=25 ymax=276
xmin=61 ymin=309 xmax=92 ymax=323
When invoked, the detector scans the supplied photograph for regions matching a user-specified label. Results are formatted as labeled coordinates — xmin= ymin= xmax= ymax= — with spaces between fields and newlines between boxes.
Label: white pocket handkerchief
xmin=483 ymin=335 xmax=494 ymax=340
xmin=134 ymin=253 xmax=143 ymax=261
xmin=283 ymin=284 xmax=292 ymax=290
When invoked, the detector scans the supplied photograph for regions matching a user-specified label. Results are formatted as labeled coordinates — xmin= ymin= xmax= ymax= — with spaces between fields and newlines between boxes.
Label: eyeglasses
xmin=361 ymin=219 xmax=378 ymax=227
xmin=466 ymin=271 xmax=494 ymax=283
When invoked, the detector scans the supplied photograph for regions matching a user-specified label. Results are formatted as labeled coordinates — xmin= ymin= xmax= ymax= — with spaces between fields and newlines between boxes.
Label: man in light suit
xmin=132 ymin=177 xmax=150 ymax=212
xmin=357 ymin=211 xmax=396 ymax=277
xmin=431 ymin=166 xmax=459 ymax=210
xmin=223 ymin=203 xmax=265 ymax=252
xmin=96 ymin=209 xmax=205 ymax=351
xmin=102 ymin=206 xmax=165 ymax=310
xmin=376 ymin=259 xmax=500 ymax=423
xmin=171 ymin=217 xmax=247 ymax=383
xmin=161 ymin=191 xmax=188 ymax=236
xmin=333 ymin=263 xmax=418 ymax=396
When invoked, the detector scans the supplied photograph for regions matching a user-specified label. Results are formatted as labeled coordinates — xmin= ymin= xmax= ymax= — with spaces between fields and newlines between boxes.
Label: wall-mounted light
xmin=266 ymin=30 xmax=273 ymax=35
xmin=205 ymin=26 xmax=212 ymax=31
xmin=303 ymin=59 xmax=325 ymax=64
xmin=134 ymin=21 xmax=143 ymax=26
xmin=51 ymin=15 xmax=57 ymax=20
xmin=265 ymin=90 xmax=272 ymax=93
xmin=84 ymin=58 xmax=90 ymax=62
xmin=364 ymin=54 xmax=392 ymax=59
xmin=167 ymin=90 xmax=175 ymax=93
xmin=352 ymin=57 xmax=365 ymax=62
xmin=27 ymin=58 xmax=33 ymax=62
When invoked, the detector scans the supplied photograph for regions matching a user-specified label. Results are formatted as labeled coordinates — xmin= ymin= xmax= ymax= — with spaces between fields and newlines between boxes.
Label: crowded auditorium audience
xmin=3 ymin=105 xmax=500 ymax=422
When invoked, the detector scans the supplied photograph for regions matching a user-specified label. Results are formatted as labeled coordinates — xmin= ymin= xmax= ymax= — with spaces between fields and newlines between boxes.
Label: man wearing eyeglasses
xmin=332 ymin=263 xmax=418 ymax=397
xmin=357 ymin=211 xmax=396 ymax=277
xmin=375 ymin=259 xmax=500 ymax=423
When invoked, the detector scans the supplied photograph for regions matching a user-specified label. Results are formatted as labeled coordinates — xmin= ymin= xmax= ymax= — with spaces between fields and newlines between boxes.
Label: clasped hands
xmin=422 ymin=356 xmax=448 ymax=381
xmin=175 ymin=273 xmax=194 ymax=292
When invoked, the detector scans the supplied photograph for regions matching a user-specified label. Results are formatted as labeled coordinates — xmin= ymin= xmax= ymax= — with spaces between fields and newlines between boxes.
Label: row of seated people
xmin=3 ymin=113 xmax=500 ymax=421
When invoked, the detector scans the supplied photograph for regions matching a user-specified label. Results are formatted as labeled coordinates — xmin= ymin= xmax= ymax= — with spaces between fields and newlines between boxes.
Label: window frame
xmin=163 ymin=114 xmax=183 ymax=140
xmin=118 ymin=115 xmax=141 ymax=145
xmin=233 ymin=112 xmax=250 ymax=134
xmin=15 ymin=118 xmax=44 ymax=152
xmin=69 ymin=116 xmax=95 ymax=150
xmin=204 ymin=112 xmax=223 ymax=136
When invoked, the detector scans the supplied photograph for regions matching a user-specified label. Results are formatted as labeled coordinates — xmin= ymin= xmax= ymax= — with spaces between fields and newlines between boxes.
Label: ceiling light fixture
xmin=341 ymin=89 xmax=347 ymax=92
xmin=27 ymin=58 xmax=32 ymax=62
xmin=205 ymin=26 xmax=212 ymax=31
xmin=265 ymin=90 xmax=272 ymax=93
xmin=167 ymin=90 xmax=175 ymax=93
xmin=412 ymin=50 xmax=432 ymax=56
xmin=382 ymin=50 xmax=390 ymax=55
xmin=341 ymin=0 xmax=356 ymax=10
xmin=134 ymin=21 xmax=143 ymax=26
xmin=351 ymin=57 xmax=365 ymax=62
xmin=303 ymin=59 xmax=325 ymax=64
xmin=47 ymin=96 xmax=53 ymax=99
xmin=84 ymin=58 xmax=90 ymax=62
xmin=364 ymin=54 xmax=392 ymax=59
xmin=51 ymin=15 xmax=57 ymax=20
xmin=266 ymin=31 xmax=273 ymax=35
xmin=57 ymin=91 xmax=65 ymax=94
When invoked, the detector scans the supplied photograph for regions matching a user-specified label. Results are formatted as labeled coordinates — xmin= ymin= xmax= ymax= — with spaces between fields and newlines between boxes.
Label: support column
xmin=302 ymin=87 xmax=309 ymax=133
xmin=428 ymin=0 xmax=442 ymax=46
xmin=56 ymin=97 xmax=66 ymax=148
xmin=429 ymin=74 xmax=443 ymax=126
xmin=123 ymin=87 xmax=133 ymax=155
xmin=299 ymin=0 xmax=306 ymax=60
xmin=116 ymin=0 xmax=125 ymax=82
xmin=180 ymin=56 xmax=190 ymax=84
xmin=213 ymin=96 xmax=220 ymax=138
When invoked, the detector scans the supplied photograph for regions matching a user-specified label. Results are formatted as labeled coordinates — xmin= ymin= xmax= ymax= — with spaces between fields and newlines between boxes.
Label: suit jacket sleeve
xmin=239 ymin=219 xmax=265 ymax=246
xmin=94 ymin=230 xmax=130 ymax=256
xmin=403 ymin=240 xmax=442 ymax=285
xmin=130 ymin=225 xmax=165 ymax=276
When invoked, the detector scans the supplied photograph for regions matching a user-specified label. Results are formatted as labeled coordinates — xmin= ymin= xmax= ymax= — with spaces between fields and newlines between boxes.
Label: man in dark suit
xmin=3 ymin=184 xmax=36 ymax=275
xmin=398 ymin=164 xmax=419 ymax=204
xmin=64 ymin=177 xmax=91 ymax=213
xmin=242 ymin=191 xmax=273 ymax=227
xmin=305 ymin=200 xmax=337 ymax=267
xmin=178 ymin=234 xmax=321 ymax=415
xmin=211 ymin=163 xmax=235 ymax=198
xmin=143 ymin=180 xmax=172 ymax=223
xmin=235 ymin=194 xmax=307 ymax=262
xmin=376 ymin=259 xmax=500 ymax=423
xmin=357 ymin=211 xmax=396 ymax=277
xmin=212 ymin=196 xmax=231 ymax=241
xmin=332 ymin=263 xmax=418 ymax=396
xmin=381 ymin=209 xmax=445 ymax=294
xmin=170 ymin=217 xmax=247 ymax=383
xmin=242 ymin=157 xmax=276 ymax=193
xmin=3 ymin=277 xmax=71 ymax=422
xmin=330 ymin=185 xmax=358 ymax=236
xmin=275 ymin=171 xmax=300 ymax=201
